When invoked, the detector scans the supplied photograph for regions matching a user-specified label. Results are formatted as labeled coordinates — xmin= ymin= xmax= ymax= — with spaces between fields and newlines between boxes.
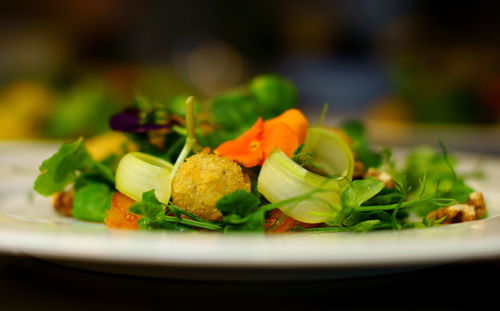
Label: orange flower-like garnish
xmin=215 ymin=109 xmax=308 ymax=167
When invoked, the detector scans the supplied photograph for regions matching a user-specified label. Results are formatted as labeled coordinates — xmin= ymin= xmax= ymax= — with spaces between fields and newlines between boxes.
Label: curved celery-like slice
xmin=257 ymin=150 xmax=343 ymax=223
xmin=257 ymin=127 xmax=354 ymax=223
xmin=115 ymin=152 xmax=173 ymax=203
xmin=302 ymin=126 xmax=354 ymax=180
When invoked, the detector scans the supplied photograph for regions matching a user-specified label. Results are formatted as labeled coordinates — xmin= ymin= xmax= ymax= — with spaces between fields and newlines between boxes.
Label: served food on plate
xmin=33 ymin=75 xmax=487 ymax=233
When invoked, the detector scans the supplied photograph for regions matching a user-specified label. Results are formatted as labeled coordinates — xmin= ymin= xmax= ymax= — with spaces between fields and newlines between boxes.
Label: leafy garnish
xmin=72 ymin=183 xmax=113 ymax=222
xmin=34 ymin=137 xmax=112 ymax=196
xmin=215 ymin=190 xmax=267 ymax=232
xmin=201 ymin=74 xmax=298 ymax=148
xmin=216 ymin=190 xmax=261 ymax=217
xmin=131 ymin=191 xmax=223 ymax=231
xmin=129 ymin=190 xmax=164 ymax=218
xmin=342 ymin=178 xmax=385 ymax=208
xmin=211 ymin=92 xmax=259 ymax=133
xmin=341 ymin=120 xmax=382 ymax=168
xmin=249 ymin=74 xmax=297 ymax=119
xmin=299 ymin=220 xmax=385 ymax=233
xmin=403 ymin=146 xmax=473 ymax=216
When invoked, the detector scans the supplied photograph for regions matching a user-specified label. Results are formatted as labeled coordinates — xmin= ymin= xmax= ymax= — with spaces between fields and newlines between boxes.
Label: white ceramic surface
xmin=1 ymin=142 xmax=500 ymax=279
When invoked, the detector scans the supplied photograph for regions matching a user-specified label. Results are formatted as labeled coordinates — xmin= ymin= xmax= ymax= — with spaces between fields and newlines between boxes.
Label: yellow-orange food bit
xmin=105 ymin=192 xmax=141 ymax=230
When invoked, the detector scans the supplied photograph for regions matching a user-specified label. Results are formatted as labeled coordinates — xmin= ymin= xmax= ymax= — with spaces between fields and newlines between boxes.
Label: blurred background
xmin=0 ymin=0 xmax=499 ymax=151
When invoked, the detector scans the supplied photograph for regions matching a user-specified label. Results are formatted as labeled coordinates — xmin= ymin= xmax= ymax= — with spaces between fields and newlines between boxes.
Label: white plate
xmin=1 ymin=141 xmax=500 ymax=280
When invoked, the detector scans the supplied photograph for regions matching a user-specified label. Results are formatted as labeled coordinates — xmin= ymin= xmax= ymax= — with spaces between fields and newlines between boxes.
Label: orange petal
xmin=228 ymin=149 xmax=264 ymax=167
xmin=215 ymin=118 xmax=265 ymax=167
xmin=261 ymin=122 xmax=299 ymax=164
xmin=264 ymin=109 xmax=308 ymax=144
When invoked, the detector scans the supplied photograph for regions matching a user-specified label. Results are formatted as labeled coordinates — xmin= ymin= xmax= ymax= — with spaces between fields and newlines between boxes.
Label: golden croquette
xmin=171 ymin=149 xmax=251 ymax=221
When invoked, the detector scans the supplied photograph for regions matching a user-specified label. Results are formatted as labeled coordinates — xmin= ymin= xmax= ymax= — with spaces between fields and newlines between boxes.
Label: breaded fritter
xmin=171 ymin=149 xmax=251 ymax=221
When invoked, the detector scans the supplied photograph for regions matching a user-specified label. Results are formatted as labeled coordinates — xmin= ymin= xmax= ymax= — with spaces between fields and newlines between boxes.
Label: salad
xmin=33 ymin=75 xmax=487 ymax=233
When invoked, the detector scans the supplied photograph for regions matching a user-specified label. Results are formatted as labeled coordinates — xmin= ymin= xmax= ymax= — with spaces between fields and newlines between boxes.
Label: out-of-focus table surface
xmin=1 ymin=254 xmax=498 ymax=310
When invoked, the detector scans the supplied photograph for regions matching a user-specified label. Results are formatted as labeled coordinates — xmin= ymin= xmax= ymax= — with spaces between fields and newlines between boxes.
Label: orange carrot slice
xmin=105 ymin=192 xmax=141 ymax=230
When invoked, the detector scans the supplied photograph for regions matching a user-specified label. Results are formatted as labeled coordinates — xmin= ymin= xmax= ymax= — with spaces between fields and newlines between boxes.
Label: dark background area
xmin=1 ymin=3 xmax=500 ymax=309
xmin=1 ymin=254 xmax=499 ymax=310
xmin=0 ymin=0 xmax=499 ymax=140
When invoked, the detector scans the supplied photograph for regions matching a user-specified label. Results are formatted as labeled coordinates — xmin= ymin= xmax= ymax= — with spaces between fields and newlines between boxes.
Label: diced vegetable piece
xmin=105 ymin=192 xmax=140 ymax=230
xmin=265 ymin=209 xmax=320 ymax=233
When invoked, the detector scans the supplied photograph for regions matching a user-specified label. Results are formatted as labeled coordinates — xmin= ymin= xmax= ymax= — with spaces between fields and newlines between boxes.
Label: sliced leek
xmin=115 ymin=96 xmax=197 ymax=204
xmin=257 ymin=126 xmax=354 ymax=223
xmin=257 ymin=149 xmax=342 ymax=223
xmin=302 ymin=126 xmax=354 ymax=180
xmin=115 ymin=152 xmax=173 ymax=203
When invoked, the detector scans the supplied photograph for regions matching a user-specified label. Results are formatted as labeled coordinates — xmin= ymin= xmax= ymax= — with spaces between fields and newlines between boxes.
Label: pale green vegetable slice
xmin=115 ymin=152 xmax=174 ymax=203
xmin=302 ymin=126 xmax=354 ymax=180
xmin=257 ymin=126 xmax=354 ymax=223
xmin=257 ymin=149 xmax=343 ymax=223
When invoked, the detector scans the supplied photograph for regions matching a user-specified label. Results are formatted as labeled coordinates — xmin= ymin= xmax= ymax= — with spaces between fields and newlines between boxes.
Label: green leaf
xmin=216 ymin=190 xmax=261 ymax=217
xmin=341 ymin=120 xmax=382 ymax=168
xmin=403 ymin=146 xmax=474 ymax=216
xmin=34 ymin=137 xmax=93 ymax=196
xmin=129 ymin=190 xmax=164 ymax=218
xmin=138 ymin=217 xmax=194 ymax=232
xmin=342 ymin=178 xmax=385 ymax=208
xmin=249 ymin=75 xmax=297 ymax=118
xmin=214 ymin=190 xmax=266 ymax=232
xmin=223 ymin=210 xmax=266 ymax=233
xmin=299 ymin=220 xmax=386 ymax=233
xmin=211 ymin=92 xmax=259 ymax=131
xmin=72 ymin=183 xmax=113 ymax=222
xmin=348 ymin=220 xmax=384 ymax=232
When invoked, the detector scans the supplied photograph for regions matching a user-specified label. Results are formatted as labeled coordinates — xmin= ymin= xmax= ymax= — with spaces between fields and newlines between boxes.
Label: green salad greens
xmin=33 ymin=74 xmax=487 ymax=233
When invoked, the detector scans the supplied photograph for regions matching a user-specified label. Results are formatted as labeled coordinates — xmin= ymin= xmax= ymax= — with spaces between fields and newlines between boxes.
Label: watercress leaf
xmin=249 ymin=75 xmax=297 ymax=118
xmin=342 ymin=178 xmax=385 ymax=208
xmin=94 ymin=162 xmax=115 ymax=184
xmin=34 ymin=137 xmax=93 ymax=196
xmin=72 ymin=183 xmax=113 ymax=222
xmin=129 ymin=190 xmax=164 ymax=218
xmin=198 ymin=129 xmax=240 ymax=149
xmin=223 ymin=210 xmax=266 ymax=232
xmin=211 ymin=92 xmax=259 ymax=131
xmin=364 ymin=188 xmax=404 ymax=206
xmin=216 ymin=190 xmax=261 ymax=217
xmin=348 ymin=220 xmax=383 ymax=232
xmin=138 ymin=217 xmax=194 ymax=232
xmin=341 ymin=120 xmax=382 ymax=168
xmin=73 ymin=172 xmax=112 ymax=191
xmin=357 ymin=145 xmax=383 ymax=169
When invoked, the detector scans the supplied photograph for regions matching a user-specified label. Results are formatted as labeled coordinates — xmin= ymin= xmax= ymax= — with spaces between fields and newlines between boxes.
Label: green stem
xmin=170 ymin=96 xmax=196 ymax=179
xmin=161 ymin=215 xmax=223 ymax=231
xmin=316 ymin=103 xmax=329 ymax=126
xmin=355 ymin=197 xmax=456 ymax=212
xmin=355 ymin=201 xmax=414 ymax=212
xmin=169 ymin=203 xmax=222 ymax=225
